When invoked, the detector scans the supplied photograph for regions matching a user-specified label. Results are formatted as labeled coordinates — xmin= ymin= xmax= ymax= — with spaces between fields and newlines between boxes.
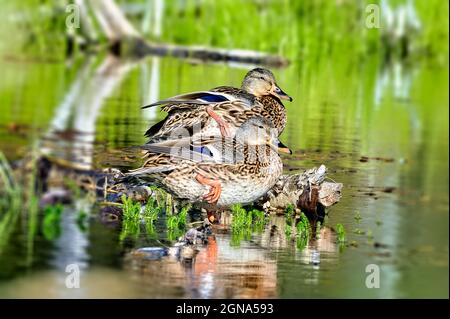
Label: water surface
xmin=0 ymin=42 xmax=448 ymax=298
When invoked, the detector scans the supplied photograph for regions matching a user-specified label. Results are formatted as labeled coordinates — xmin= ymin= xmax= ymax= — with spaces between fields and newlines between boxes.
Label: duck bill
xmin=274 ymin=84 xmax=293 ymax=102
xmin=277 ymin=140 xmax=292 ymax=154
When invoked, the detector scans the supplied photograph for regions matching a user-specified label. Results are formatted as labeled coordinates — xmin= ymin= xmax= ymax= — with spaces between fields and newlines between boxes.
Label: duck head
xmin=237 ymin=117 xmax=292 ymax=154
xmin=241 ymin=68 xmax=293 ymax=102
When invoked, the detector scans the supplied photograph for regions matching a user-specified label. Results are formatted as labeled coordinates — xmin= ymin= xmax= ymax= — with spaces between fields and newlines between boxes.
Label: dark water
xmin=0 ymin=51 xmax=448 ymax=298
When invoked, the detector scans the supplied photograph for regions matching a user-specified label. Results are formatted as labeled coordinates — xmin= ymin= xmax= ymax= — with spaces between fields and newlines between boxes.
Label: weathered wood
xmin=132 ymin=42 xmax=289 ymax=67
xmin=257 ymin=165 xmax=342 ymax=218
xmin=89 ymin=0 xmax=140 ymax=41
xmin=75 ymin=0 xmax=98 ymax=43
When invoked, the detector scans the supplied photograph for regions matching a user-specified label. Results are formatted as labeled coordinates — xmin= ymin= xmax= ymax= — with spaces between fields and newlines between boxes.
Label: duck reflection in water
xmin=126 ymin=213 xmax=339 ymax=298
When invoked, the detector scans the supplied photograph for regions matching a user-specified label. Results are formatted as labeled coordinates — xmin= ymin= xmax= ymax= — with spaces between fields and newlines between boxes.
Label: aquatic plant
xmin=119 ymin=195 xmax=142 ymax=242
xmin=230 ymin=204 xmax=267 ymax=246
xmin=76 ymin=210 xmax=88 ymax=232
xmin=166 ymin=205 xmax=190 ymax=230
xmin=336 ymin=223 xmax=346 ymax=243
xmin=231 ymin=204 xmax=250 ymax=229
xmin=285 ymin=224 xmax=292 ymax=238
xmin=285 ymin=203 xmax=295 ymax=220
xmin=121 ymin=194 xmax=141 ymax=221
xmin=251 ymin=209 xmax=266 ymax=232
xmin=166 ymin=205 xmax=191 ymax=241
xmin=296 ymin=213 xmax=310 ymax=251
xmin=231 ymin=204 xmax=266 ymax=230
xmin=42 ymin=204 xmax=63 ymax=240
xmin=177 ymin=205 xmax=190 ymax=228
xmin=284 ymin=203 xmax=296 ymax=238
xmin=143 ymin=196 xmax=160 ymax=228
xmin=167 ymin=229 xmax=181 ymax=241
xmin=0 ymin=151 xmax=39 ymax=259
xmin=296 ymin=213 xmax=310 ymax=237
xmin=166 ymin=215 xmax=178 ymax=230
xmin=119 ymin=192 xmax=190 ymax=242
xmin=315 ymin=221 xmax=322 ymax=239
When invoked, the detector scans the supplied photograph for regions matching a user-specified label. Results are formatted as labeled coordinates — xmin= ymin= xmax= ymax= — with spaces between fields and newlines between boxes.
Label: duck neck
xmin=257 ymin=95 xmax=286 ymax=134
xmin=244 ymin=144 xmax=280 ymax=167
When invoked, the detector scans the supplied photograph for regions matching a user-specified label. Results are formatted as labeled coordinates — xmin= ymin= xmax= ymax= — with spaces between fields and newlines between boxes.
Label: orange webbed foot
xmin=206 ymin=106 xmax=231 ymax=137
xmin=195 ymin=174 xmax=222 ymax=204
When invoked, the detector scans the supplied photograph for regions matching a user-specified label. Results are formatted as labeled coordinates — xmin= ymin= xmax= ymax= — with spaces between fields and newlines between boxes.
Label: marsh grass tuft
xmin=121 ymin=194 xmax=141 ymax=221
xmin=336 ymin=223 xmax=346 ymax=243
xmin=315 ymin=221 xmax=321 ymax=239
xmin=119 ymin=194 xmax=143 ymax=242
xmin=285 ymin=204 xmax=295 ymax=220
xmin=119 ymin=192 xmax=191 ymax=242
xmin=296 ymin=213 xmax=310 ymax=250
xmin=76 ymin=210 xmax=88 ymax=232
xmin=167 ymin=204 xmax=190 ymax=228
xmin=143 ymin=196 xmax=160 ymax=231
xmin=0 ymin=151 xmax=39 ymax=257
xmin=230 ymin=204 xmax=267 ymax=246
xmin=166 ymin=205 xmax=190 ymax=241
xmin=42 ymin=204 xmax=63 ymax=240
xmin=284 ymin=203 xmax=295 ymax=238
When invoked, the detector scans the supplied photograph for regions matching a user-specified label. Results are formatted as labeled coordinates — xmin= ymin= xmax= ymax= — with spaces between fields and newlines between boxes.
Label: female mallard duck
xmin=128 ymin=116 xmax=290 ymax=207
xmin=143 ymin=68 xmax=292 ymax=143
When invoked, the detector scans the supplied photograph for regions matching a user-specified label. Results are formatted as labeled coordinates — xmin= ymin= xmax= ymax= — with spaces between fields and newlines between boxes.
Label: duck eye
xmin=259 ymin=76 xmax=265 ymax=80
xmin=258 ymin=125 xmax=264 ymax=129
xmin=275 ymin=87 xmax=281 ymax=93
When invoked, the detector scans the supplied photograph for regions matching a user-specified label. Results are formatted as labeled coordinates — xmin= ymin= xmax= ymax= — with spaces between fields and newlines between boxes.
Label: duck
xmin=142 ymin=68 xmax=292 ymax=143
xmin=127 ymin=116 xmax=290 ymax=208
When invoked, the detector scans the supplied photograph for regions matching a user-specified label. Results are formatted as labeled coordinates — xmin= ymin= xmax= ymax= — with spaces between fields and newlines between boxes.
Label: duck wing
xmin=142 ymin=86 xmax=255 ymax=109
xmin=145 ymin=99 xmax=263 ymax=141
xmin=141 ymin=136 xmax=246 ymax=164
xmin=142 ymin=89 xmax=237 ymax=109
xmin=127 ymin=153 xmax=177 ymax=176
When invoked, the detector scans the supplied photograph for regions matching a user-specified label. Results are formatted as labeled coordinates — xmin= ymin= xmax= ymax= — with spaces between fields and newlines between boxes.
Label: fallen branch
xmin=132 ymin=42 xmax=290 ymax=67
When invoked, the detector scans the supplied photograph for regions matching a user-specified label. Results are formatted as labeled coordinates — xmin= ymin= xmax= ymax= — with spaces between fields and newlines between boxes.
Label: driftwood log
xmin=258 ymin=165 xmax=342 ymax=218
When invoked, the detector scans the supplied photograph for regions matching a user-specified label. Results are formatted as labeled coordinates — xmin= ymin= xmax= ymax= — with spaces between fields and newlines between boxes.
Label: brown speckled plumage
xmin=256 ymin=95 xmax=286 ymax=135
xmin=134 ymin=68 xmax=291 ymax=207
xmin=143 ymin=68 xmax=290 ymax=142
xmin=130 ymin=144 xmax=282 ymax=208
xmin=129 ymin=117 xmax=284 ymax=208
